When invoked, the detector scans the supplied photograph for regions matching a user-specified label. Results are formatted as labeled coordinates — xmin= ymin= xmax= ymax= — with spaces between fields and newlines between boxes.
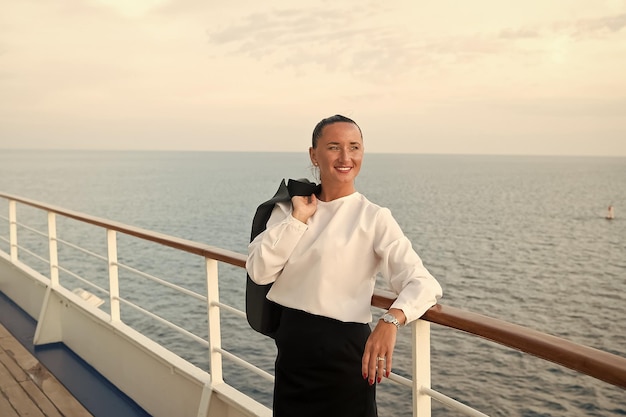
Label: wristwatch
xmin=380 ymin=312 xmax=400 ymax=329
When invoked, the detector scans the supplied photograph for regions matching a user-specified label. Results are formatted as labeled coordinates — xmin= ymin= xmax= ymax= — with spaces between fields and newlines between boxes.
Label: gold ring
xmin=377 ymin=356 xmax=385 ymax=361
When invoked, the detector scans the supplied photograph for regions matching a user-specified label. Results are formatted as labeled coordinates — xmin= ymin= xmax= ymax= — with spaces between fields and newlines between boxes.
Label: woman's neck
xmin=318 ymin=183 xmax=356 ymax=202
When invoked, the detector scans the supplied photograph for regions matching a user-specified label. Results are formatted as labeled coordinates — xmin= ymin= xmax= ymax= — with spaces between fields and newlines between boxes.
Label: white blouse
xmin=246 ymin=192 xmax=442 ymax=324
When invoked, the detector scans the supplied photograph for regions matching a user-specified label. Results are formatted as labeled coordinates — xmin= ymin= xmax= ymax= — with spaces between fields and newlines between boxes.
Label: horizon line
xmin=1 ymin=148 xmax=624 ymax=158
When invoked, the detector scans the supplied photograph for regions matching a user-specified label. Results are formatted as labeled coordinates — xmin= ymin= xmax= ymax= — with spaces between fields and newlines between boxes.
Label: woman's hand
xmin=361 ymin=308 xmax=406 ymax=385
xmin=291 ymin=194 xmax=317 ymax=224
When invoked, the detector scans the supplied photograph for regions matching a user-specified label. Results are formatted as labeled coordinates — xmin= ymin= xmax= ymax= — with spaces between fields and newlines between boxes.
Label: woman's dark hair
xmin=311 ymin=114 xmax=362 ymax=148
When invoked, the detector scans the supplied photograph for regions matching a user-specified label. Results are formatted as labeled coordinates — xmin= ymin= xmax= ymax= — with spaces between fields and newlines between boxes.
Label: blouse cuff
xmin=288 ymin=214 xmax=309 ymax=230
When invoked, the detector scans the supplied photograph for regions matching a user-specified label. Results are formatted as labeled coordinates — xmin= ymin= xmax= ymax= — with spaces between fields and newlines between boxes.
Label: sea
xmin=0 ymin=150 xmax=624 ymax=417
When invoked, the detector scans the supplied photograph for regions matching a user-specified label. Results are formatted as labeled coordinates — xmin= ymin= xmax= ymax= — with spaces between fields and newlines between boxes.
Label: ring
xmin=376 ymin=357 xmax=385 ymax=361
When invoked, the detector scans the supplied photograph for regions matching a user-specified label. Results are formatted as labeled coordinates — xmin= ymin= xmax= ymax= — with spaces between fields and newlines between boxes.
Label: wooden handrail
xmin=0 ymin=192 xmax=246 ymax=267
xmin=422 ymin=304 xmax=626 ymax=389
xmin=2 ymin=192 xmax=625 ymax=390
xmin=373 ymin=293 xmax=626 ymax=389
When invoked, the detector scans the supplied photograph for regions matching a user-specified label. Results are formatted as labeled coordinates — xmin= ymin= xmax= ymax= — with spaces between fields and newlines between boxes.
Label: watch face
xmin=383 ymin=314 xmax=398 ymax=325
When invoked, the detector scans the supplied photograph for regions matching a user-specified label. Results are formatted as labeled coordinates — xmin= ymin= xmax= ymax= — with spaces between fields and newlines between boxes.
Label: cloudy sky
xmin=1 ymin=0 xmax=625 ymax=155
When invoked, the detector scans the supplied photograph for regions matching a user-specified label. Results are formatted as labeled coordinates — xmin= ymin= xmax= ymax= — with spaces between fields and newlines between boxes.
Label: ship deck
xmin=0 ymin=292 xmax=150 ymax=417
xmin=0 ymin=322 xmax=92 ymax=417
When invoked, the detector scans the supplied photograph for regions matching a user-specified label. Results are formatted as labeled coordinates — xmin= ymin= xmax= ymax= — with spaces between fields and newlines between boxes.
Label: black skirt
xmin=273 ymin=307 xmax=377 ymax=417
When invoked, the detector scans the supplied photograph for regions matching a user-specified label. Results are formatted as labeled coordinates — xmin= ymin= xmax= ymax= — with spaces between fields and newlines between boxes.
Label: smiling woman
xmin=308 ymin=115 xmax=364 ymax=202
xmin=245 ymin=114 xmax=443 ymax=417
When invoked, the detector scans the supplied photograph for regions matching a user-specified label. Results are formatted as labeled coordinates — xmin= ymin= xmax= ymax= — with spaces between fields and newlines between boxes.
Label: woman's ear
xmin=309 ymin=147 xmax=317 ymax=166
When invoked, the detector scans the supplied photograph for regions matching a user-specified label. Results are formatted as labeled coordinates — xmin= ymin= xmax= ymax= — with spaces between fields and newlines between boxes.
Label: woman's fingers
xmin=291 ymin=195 xmax=317 ymax=223
xmin=376 ymin=354 xmax=386 ymax=383
xmin=362 ymin=322 xmax=397 ymax=384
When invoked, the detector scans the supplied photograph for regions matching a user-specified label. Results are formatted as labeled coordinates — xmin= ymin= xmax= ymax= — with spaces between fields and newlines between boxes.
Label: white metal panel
xmin=0 ymin=254 xmax=271 ymax=417
xmin=0 ymin=254 xmax=48 ymax=320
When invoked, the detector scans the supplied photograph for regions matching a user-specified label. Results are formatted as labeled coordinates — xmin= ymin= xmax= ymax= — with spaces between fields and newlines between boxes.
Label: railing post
xmin=205 ymin=257 xmax=223 ymax=384
xmin=9 ymin=200 xmax=17 ymax=262
xmin=107 ymin=229 xmax=121 ymax=322
xmin=412 ymin=319 xmax=432 ymax=417
xmin=47 ymin=211 xmax=59 ymax=287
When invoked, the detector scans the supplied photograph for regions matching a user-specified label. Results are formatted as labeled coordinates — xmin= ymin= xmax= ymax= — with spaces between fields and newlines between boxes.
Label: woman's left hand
xmin=361 ymin=308 xmax=406 ymax=385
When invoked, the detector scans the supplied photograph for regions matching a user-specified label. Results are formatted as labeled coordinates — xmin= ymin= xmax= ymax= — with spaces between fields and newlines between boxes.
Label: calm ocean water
xmin=0 ymin=150 xmax=625 ymax=416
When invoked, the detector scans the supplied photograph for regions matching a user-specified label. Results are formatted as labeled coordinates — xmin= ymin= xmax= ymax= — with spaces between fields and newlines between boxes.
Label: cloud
xmin=206 ymin=4 xmax=417 ymax=78
xmin=206 ymin=4 xmax=626 ymax=86
xmin=571 ymin=13 xmax=626 ymax=37
xmin=498 ymin=28 xmax=541 ymax=40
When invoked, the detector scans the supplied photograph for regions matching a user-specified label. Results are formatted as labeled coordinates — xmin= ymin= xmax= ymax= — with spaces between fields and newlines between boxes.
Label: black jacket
xmin=246 ymin=179 xmax=320 ymax=338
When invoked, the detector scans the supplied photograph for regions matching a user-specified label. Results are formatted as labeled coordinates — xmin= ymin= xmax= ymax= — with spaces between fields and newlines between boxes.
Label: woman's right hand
xmin=291 ymin=194 xmax=317 ymax=224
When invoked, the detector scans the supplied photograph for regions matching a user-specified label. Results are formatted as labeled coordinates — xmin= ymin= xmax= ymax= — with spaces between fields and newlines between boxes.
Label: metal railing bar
xmin=0 ymin=236 xmax=8 ymax=244
xmin=384 ymin=367 xmax=489 ymax=417
xmin=215 ymin=347 xmax=275 ymax=383
xmin=210 ymin=301 xmax=246 ymax=319
xmin=56 ymin=237 xmax=108 ymax=263
xmin=0 ymin=214 xmax=8 ymax=221
xmin=421 ymin=387 xmax=490 ymax=417
xmin=15 ymin=222 xmax=47 ymax=238
xmin=57 ymin=264 xmax=110 ymax=296
xmin=115 ymin=261 xmax=207 ymax=302
xmin=14 ymin=245 xmax=50 ymax=265
xmin=116 ymin=296 xmax=210 ymax=348
xmin=387 ymin=372 xmax=412 ymax=388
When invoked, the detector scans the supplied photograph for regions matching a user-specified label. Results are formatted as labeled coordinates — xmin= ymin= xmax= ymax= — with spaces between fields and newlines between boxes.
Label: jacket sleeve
xmin=246 ymin=203 xmax=308 ymax=285
xmin=374 ymin=208 xmax=443 ymax=323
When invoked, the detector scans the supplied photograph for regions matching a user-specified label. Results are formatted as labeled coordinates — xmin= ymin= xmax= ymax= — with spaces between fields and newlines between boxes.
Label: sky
xmin=1 ymin=0 xmax=625 ymax=156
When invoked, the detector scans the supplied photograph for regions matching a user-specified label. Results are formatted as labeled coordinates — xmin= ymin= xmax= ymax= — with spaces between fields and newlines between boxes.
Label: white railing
xmin=0 ymin=193 xmax=450 ymax=417
xmin=1 ymin=193 xmax=625 ymax=417
xmin=0 ymin=193 xmax=486 ymax=417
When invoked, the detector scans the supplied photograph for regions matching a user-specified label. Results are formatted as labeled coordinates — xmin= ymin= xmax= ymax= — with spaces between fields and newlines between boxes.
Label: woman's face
xmin=309 ymin=122 xmax=364 ymax=187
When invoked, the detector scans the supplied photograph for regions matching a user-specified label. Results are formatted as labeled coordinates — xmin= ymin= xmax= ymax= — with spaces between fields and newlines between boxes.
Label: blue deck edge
xmin=0 ymin=291 xmax=151 ymax=417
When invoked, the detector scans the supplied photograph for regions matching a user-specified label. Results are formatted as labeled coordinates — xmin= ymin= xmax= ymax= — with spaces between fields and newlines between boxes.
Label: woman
xmin=246 ymin=114 xmax=442 ymax=416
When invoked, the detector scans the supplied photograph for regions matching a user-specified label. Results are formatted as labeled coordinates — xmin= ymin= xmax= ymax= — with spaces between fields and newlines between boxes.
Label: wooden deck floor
xmin=0 ymin=323 xmax=93 ymax=417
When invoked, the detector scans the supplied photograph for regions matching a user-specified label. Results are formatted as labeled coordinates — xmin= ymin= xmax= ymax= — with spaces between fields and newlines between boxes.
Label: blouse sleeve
xmin=246 ymin=203 xmax=308 ymax=285
xmin=374 ymin=208 xmax=443 ymax=323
